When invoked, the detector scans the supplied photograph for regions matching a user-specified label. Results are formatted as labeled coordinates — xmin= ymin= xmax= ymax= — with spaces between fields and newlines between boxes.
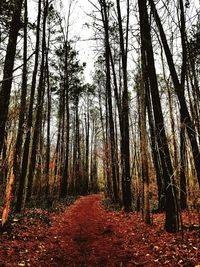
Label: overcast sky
xmin=28 ymin=0 xmax=96 ymax=82
xmin=60 ymin=0 xmax=97 ymax=82
xmin=28 ymin=0 xmax=200 ymax=83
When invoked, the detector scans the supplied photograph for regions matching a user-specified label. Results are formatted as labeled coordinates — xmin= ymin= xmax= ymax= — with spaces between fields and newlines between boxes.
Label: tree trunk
xmin=137 ymin=68 xmax=151 ymax=224
xmin=74 ymin=96 xmax=81 ymax=194
xmin=45 ymin=32 xmax=51 ymax=197
xmin=180 ymin=120 xmax=187 ymax=209
xmin=84 ymin=102 xmax=90 ymax=194
xmin=97 ymin=78 xmax=110 ymax=195
xmin=116 ymin=0 xmax=132 ymax=211
xmin=0 ymin=0 xmax=23 ymax=155
xmin=100 ymin=0 xmax=119 ymax=202
xmin=145 ymin=78 xmax=165 ymax=211
xmin=60 ymin=42 xmax=70 ymax=198
xmin=139 ymin=0 xmax=179 ymax=232
xmin=15 ymin=0 xmax=42 ymax=213
xmin=13 ymin=0 xmax=28 ymax=186
xmin=149 ymin=0 xmax=200 ymax=188
xmin=26 ymin=0 xmax=48 ymax=203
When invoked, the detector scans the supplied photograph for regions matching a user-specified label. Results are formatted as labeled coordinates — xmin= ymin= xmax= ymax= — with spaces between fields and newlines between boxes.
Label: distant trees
xmin=97 ymin=0 xmax=132 ymax=211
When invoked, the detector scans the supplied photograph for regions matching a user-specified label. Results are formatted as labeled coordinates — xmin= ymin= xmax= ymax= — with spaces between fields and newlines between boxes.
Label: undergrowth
xmin=26 ymin=195 xmax=79 ymax=213
xmin=101 ymin=197 xmax=122 ymax=212
xmin=0 ymin=195 xmax=79 ymax=232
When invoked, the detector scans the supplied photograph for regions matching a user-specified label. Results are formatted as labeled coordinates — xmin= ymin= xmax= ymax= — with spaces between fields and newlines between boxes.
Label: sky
xmin=59 ymin=0 xmax=97 ymax=82
xmin=28 ymin=0 xmax=96 ymax=82
xmin=28 ymin=0 xmax=200 ymax=83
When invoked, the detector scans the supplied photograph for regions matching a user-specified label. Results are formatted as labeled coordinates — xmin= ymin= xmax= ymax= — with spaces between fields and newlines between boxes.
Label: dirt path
xmin=48 ymin=194 xmax=134 ymax=266
xmin=0 ymin=194 xmax=199 ymax=266
xmin=43 ymin=194 xmax=199 ymax=267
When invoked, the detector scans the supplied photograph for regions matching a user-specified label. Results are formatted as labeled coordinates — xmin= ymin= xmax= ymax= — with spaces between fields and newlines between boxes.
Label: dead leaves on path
xmin=0 ymin=195 xmax=199 ymax=266
xmin=105 ymin=209 xmax=199 ymax=266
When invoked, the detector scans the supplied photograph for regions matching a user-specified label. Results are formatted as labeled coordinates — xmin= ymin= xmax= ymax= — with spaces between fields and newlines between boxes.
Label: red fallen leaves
xmin=0 ymin=194 xmax=199 ymax=266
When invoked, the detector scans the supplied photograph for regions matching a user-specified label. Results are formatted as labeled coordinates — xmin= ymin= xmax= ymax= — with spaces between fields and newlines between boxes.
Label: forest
xmin=0 ymin=0 xmax=199 ymax=266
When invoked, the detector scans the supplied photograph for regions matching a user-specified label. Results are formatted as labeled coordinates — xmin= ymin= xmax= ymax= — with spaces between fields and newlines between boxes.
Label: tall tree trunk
xmin=139 ymin=0 xmax=179 ymax=232
xmin=26 ymin=0 xmax=48 ymax=203
xmin=45 ymin=32 xmax=51 ymax=197
xmin=97 ymin=80 xmax=110 ymax=195
xmin=84 ymin=102 xmax=90 ymax=194
xmin=145 ymin=77 xmax=165 ymax=211
xmin=59 ymin=1 xmax=72 ymax=196
xmin=187 ymin=46 xmax=200 ymax=138
xmin=100 ymin=0 xmax=119 ymax=202
xmin=15 ymin=0 xmax=42 ymax=213
xmin=167 ymin=85 xmax=178 ymax=174
xmin=92 ymin=128 xmax=98 ymax=193
xmin=149 ymin=0 xmax=200 ymax=187
xmin=180 ymin=119 xmax=187 ymax=209
xmin=13 ymin=0 xmax=28 ymax=185
xmin=0 ymin=0 xmax=23 ymax=155
xmin=70 ymin=114 xmax=76 ymax=194
xmin=60 ymin=42 xmax=70 ymax=198
xmin=179 ymin=0 xmax=187 ymax=210
xmin=74 ymin=96 xmax=81 ymax=194
xmin=138 ymin=68 xmax=151 ymax=224
xmin=60 ymin=82 xmax=66 ymax=191
xmin=53 ymin=82 xmax=63 ymax=195
xmin=116 ymin=0 xmax=132 ymax=211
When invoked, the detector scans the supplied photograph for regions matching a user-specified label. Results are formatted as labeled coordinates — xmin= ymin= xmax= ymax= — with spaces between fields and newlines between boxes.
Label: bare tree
xmin=0 ymin=0 xmax=23 ymax=155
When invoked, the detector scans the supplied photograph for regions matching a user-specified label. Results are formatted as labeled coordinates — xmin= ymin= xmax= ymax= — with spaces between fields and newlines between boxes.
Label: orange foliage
xmin=49 ymin=160 xmax=54 ymax=171
xmin=1 ymin=169 xmax=15 ymax=226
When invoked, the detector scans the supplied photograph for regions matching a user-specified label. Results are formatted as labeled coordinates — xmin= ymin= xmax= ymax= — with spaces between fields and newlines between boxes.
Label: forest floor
xmin=0 ymin=194 xmax=199 ymax=267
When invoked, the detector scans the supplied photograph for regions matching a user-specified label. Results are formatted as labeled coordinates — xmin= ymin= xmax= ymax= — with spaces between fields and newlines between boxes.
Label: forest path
xmin=47 ymin=194 xmax=153 ymax=266
xmin=0 ymin=194 xmax=199 ymax=266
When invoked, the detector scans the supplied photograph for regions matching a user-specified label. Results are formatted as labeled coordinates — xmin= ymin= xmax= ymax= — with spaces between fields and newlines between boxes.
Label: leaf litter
xmin=0 ymin=194 xmax=199 ymax=266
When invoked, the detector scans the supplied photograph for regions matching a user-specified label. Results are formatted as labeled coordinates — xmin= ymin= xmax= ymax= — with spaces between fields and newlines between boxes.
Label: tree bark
xmin=0 ymin=0 xmax=23 ymax=155
xmin=137 ymin=68 xmax=151 ymax=224
xmin=45 ymin=31 xmax=51 ymax=197
xmin=116 ymin=0 xmax=132 ymax=211
xmin=100 ymin=0 xmax=119 ymax=202
xmin=60 ymin=42 xmax=70 ymax=198
xmin=13 ymin=0 xmax=28 ymax=193
xmin=139 ymin=0 xmax=179 ymax=232
xmin=149 ymin=0 xmax=200 ymax=187
xmin=15 ymin=0 xmax=42 ymax=213
xmin=26 ymin=0 xmax=48 ymax=203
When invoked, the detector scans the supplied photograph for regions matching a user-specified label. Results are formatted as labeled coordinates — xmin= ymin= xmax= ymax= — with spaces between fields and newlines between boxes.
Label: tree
xmin=136 ymin=69 xmax=151 ymax=224
xmin=44 ymin=26 xmax=51 ymax=197
xmin=59 ymin=0 xmax=73 ymax=198
xmin=13 ymin=0 xmax=28 ymax=194
xmin=15 ymin=0 xmax=42 ymax=212
xmin=149 ymin=0 xmax=200 ymax=188
xmin=93 ymin=64 xmax=112 ymax=196
xmin=99 ymin=0 xmax=119 ymax=202
xmin=138 ymin=0 xmax=179 ymax=232
xmin=0 ymin=0 xmax=23 ymax=155
xmin=26 ymin=0 xmax=49 ymax=203
xmin=116 ymin=0 xmax=132 ymax=212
